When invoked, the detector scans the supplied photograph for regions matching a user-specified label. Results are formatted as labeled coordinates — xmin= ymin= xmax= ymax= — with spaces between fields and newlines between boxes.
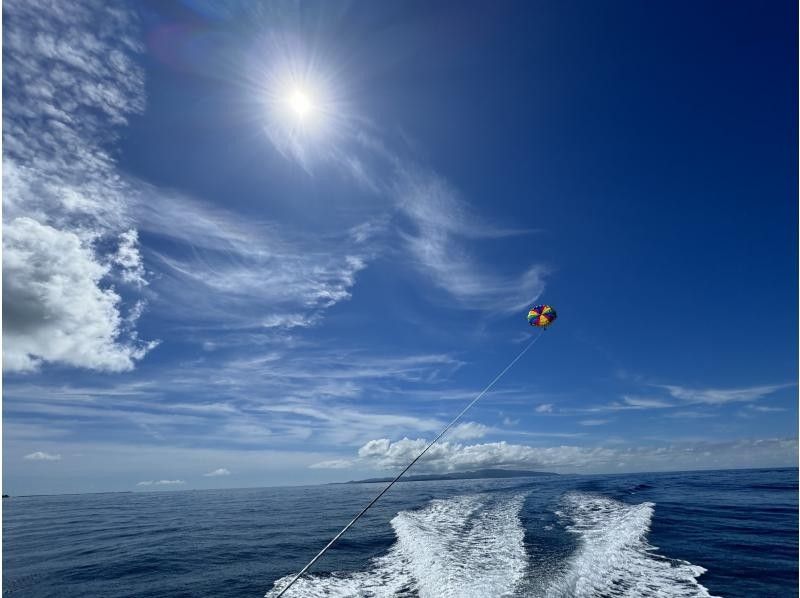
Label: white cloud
xmin=203 ymin=468 xmax=231 ymax=477
xmin=309 ymin=459 xmax=353 ymax=470
xmin=580 ymin=396 xmax=675 ymax=414
xmin=357 ymin=437 xmax=798 ymax=474
xmin=4 ymin=218 xmax=157 ymax=372
xmin=746 ymin=405 xmax=786 ymax=413
xmin=664 ymin=411 xmax=715 ymax=419
xmin=448 ymin=422 xmax=490 ymax=441
xmin=621 ymin=396 xmax=673 ymax=409
xmin=24 ymin=451 xmax=61 ymax=461
xmin=137 ymin=191 xmax=369 ymax=330
xmin=4 ymin=0 xmax=145 ymax=227
xmin=136 ymin=480 xmax=185 ymax=487
xmin=395 ymin=170 xmax=546 ymax=312
xmin=579 ymin=419 xmax=611 ymax=426
xmin=660 ymin=384 xmax=790 ymax=405
xmin=113 ymin=229 xmax=147 ymax=286
xmin=3 ymin=350 xmax=463 ymax=450
xmin=258 ymin=402 xmax=443 ymax=445
xmin=535 ymin=403 xmax=554 ymax=413
xmin=3 ymin=0 xmax=155 ymax=373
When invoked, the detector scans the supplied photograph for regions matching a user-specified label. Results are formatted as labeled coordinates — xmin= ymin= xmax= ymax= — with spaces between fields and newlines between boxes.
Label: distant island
xmin=339 ymin=468 xmax=557 ymax=484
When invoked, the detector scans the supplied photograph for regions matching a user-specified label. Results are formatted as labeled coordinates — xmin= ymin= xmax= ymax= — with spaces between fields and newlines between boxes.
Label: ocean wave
xmin=543 ymin=492 xmax=720 ymax=598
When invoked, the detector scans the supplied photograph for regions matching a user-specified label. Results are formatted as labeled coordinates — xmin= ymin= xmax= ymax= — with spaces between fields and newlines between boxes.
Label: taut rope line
xmin=274 ymin=331 xmax=544 ymax=597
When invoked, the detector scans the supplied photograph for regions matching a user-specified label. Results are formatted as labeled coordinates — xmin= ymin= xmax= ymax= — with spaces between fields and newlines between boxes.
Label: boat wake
xmin=267 ymin=491 xmax=718 ymax=597
xmin=267 ymin=492 xmax=527 ymax=597
xmin=542 ymin=492 xmax=719 ymax=598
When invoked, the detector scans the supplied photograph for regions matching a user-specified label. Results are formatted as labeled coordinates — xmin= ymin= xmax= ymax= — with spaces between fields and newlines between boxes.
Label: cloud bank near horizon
xmin=306 ymin=436 xmax=799 ymax=475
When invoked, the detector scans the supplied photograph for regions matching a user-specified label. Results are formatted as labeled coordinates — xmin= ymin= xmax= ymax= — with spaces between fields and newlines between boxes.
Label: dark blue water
xmin=3 ymin=468 xmax=797 ymax=597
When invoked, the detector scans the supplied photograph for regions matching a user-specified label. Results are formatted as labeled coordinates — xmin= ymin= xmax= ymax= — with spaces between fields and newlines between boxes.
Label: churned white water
xmin=542 ymin=492 xmax=719 ymax=598
xmin=267 ymin=493 xmax=528 ymax=597
xmin=268 ymin=491 xmax=718 ymax=598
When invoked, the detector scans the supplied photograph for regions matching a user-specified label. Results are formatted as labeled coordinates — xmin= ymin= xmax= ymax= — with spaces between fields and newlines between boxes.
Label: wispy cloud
xmin=137 ymin=191 xmax=369 ymax=332
xmin=394 ymin=169 xmax=546 ymax=312
xmin=535 ymin=403 xmax=554 ymax=413
xmin=620 ymin=396 xmax=673 ymax=409
xmin=24 ymin=451 xmax=61 ymax=461
xmin=3 ymin=350 xmax=465 ymax=449
xmin=578 ymin=384 xmax=792 ymax=415
xmin=659 ymin=384 xmax=791 ymax=405
xmin=261 ymin=54 xmax=548 ymax=315
xmin=579 ymin=419 xmax=612 ymax=426
xmin=745 ymin=405 xmax=787 ymax=413
xmin=664 ymin=411 xmax=716 ymax=419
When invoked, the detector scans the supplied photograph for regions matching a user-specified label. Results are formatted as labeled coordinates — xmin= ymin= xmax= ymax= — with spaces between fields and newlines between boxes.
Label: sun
xmin=260 ymin=58 xmax=341 ymax=157
xmin=287 ymin=88 xmax=314 ymax=119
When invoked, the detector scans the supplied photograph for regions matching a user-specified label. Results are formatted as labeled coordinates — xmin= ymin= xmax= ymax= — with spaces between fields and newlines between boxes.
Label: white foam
xmin=267 ymin=493 xmax=528 ymax=598
xmin=543 ymin=492 xmax=720 ymax=598
xmin=268 ymin=491 xmax=721 ymax=598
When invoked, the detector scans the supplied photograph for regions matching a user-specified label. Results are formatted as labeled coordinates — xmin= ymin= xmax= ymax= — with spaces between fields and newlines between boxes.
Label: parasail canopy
xmin=528 ymin=304 xmax=557 ymax=328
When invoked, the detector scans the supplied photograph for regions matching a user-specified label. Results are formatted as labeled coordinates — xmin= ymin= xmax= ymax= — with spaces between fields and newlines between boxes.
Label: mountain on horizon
xmin=339 ymin=468 xmax=557 ymax=484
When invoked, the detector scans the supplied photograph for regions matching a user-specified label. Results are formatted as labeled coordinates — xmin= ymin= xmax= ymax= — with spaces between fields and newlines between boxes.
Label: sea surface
xmin=3 ymin=468 xmax=797 ymax=597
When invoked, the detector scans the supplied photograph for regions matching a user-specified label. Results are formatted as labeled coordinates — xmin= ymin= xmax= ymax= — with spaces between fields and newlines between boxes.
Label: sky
xmin=3 ymin=0 xmax=797 ymax=495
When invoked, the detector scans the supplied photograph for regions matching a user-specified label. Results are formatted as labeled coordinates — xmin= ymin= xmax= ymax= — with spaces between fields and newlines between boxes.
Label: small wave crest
xmin=543 ymin=492 xmax=719 ymax=598
xmin=267 ymin=493 xmax=528 ymax=598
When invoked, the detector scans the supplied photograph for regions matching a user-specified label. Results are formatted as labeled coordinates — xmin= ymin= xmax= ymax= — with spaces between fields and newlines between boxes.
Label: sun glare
xmin=262 ymin=59 xmax=340 ymax=153
xmin=288 ymin=89 xmax=314 ymax=119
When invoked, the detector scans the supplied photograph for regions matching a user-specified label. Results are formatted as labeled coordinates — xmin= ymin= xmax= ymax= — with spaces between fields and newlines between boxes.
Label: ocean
xmin=3 ymin=468 xmax=797 ymax=597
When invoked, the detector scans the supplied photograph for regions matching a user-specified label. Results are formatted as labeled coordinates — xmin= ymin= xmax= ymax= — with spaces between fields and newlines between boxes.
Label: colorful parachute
xmin=528 ymin=304 xmax=557 ymax=328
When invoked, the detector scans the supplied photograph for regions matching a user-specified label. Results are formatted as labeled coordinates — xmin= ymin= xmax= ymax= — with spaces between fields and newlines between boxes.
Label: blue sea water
xmin=3 ymin=468 xmax=797 ymax=597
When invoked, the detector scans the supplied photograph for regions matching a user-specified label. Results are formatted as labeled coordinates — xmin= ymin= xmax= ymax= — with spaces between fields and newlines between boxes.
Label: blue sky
xmin=3 ymin=0 xmax=797 ymax=495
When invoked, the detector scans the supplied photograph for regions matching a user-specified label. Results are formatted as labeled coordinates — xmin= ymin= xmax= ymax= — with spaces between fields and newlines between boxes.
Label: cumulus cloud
xmin=24 ymin=451 xmax=61 ymax=461
xmin=4 ymin=218 xmax=157 ymax=372
xmin=203 ymin=468 xmax=231 ymax=477
xmin=357 ymin=437 xmax=798 ymax=474
xmin=535 ymin=404 xmax=554 ymax=413
xmin=136 ymin=480 xmax=185 ymax=487
xmin=3 ymin=0 xmax=156 ymax=372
